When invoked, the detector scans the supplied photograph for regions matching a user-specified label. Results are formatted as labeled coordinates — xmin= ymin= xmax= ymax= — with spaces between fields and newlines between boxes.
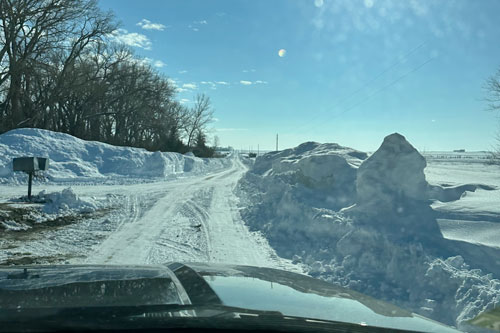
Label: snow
xmin=85 ymin=158 xmax=296 ymax=271
xmin=350 ymin=133 xmax=442 ymax=239
xmin=1 ymin=220 xmax=30 ymax=231
xmin=237 ymin=133 xmax=500 ymax=330
xmin=0 ymin=128 xmax=296 ymax=272
xmin=357 ymin=133 xmax=428 ymax=204
xmin=0 ymin=128 xmax=231 ymax=183
xmin=1 ymin=128 xmax=499 ymax=331
xmin=37 ymin=188 xmax=99 ymax=214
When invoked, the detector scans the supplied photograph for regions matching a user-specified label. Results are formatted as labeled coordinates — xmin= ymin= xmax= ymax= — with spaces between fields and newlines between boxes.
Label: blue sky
xmin=99 ymin=0 xmax=500 ymax=151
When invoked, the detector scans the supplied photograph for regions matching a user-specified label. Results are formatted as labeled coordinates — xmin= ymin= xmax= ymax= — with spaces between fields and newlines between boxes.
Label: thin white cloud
xmin=179 ymin=98 xmax=190 ymax=104
xmin=178 ymin=70 xmax=188 ymax=74
xmin=239 ymin=80 xmax=268 ymax=86
xmin=200 ymin=81 xmax=218 ymax=90
xmin=135 ymin=57 xmax=153 ymax=67
xmin=168 ymin=78 xmax=187 ymax=92
xmin=135 ymin=57 xmax=166 ymax=68
xmin=109 ymin=29 xmax=152 ymax=50
xmin=136 ymin=19 xmax=166 ymax=31
xmin=189 ymin=20 xmax=207 ymax=32
xmin=153 ymin=60 xmax=166 ymax=68
xmin=216 ymin=81 xmax=229 ymax=85
xmin=182 ymin=83 xmax=197 ymax=90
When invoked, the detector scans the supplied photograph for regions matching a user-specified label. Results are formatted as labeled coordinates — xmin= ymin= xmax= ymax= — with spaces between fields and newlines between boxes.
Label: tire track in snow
xmin=85 ymin=155 xmax=301 ymax=272
xmin=183 ymin=197 xmax=213 ymax=259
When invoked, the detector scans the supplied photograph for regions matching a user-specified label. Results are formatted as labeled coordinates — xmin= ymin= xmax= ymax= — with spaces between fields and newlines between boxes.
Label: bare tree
xmin=184 ymin=94 xmax=214 ymax=148
xmin=0 ymin=1 xmax=218 ymax=155
xmin=484 ymin=67 xmax=500 ymax=163
xmin=485 ymin=68 xmax=500 ymax=111
xmin=213 ymin=135 xmax=220 ymax=149
xmin=0 ymin=0 xmax=115 ymax=130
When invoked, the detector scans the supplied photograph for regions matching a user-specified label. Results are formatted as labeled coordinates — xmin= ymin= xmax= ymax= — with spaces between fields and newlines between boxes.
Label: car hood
xmin=0 ymin=263 xmax=460 ymax=333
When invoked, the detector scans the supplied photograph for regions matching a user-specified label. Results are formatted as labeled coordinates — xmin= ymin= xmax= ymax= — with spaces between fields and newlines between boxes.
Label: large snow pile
xmin=248 ymin=141 xmax=367 ymax=209
xmin=0 ymin=128 xmax=230 ymax=183
xmin=237 ymin=133 xmax=500 ymax=330
xmin=238 ymin=141 xmax=367 ymax=259
xmin=348 ymin=133 xmax=443 ymax=240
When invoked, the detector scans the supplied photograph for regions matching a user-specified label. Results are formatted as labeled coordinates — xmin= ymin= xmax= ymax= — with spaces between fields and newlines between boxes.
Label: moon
xmin=278 ymin=49 xmax=286 ymax=57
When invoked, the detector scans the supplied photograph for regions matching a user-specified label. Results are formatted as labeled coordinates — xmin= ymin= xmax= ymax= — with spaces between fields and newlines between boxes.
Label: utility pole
xmin=276 ymin=134 xmax=278 ymax=151
xmin=257 ymin=144 xmax=259 ymax=156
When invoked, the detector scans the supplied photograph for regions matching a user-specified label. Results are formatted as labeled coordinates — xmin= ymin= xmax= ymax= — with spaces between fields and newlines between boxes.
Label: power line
xmin=310 ymin=56 xmax=436 ymax=133
xmin=282 ymin=41 xmax=429 ymax=136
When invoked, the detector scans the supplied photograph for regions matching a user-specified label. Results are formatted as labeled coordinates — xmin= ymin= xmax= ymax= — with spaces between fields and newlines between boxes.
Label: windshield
xmin=0 ymin=1 xmax=499 ymax=332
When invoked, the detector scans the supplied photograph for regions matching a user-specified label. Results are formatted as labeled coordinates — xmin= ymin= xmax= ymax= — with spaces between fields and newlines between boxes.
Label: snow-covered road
xmin=83 ymin=155 xmax=296 ymax=270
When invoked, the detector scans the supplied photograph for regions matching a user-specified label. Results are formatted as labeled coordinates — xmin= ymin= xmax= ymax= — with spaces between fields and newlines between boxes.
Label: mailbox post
xmin=12 ymin=157 xmax=49 ymax=200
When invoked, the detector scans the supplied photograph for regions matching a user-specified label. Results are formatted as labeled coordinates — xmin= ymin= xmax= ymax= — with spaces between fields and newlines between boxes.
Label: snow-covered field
xmin=1 ymin=129 xmax=499 ymax=331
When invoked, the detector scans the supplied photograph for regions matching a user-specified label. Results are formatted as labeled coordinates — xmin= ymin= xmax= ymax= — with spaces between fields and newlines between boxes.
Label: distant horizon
xmin=227 ymin=131 xmax=494 ymax=153
xmin=236 ymin=146 xmax=491 ymax=154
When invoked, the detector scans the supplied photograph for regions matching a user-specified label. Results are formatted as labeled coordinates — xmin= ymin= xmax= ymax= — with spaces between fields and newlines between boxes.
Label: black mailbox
xmin=13 ymin=157 xmax=39 ymax=172
xmin=12 ymin=157 xmax=50 ymax=200
xmin=12 ymin=157 xmax=49 ymax=172
xmin=37 ymin=158 xmax=49 ymax=171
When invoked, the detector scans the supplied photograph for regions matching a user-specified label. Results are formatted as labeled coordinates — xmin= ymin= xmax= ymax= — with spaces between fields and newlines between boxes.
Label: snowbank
xmin=237 ymin=134 xmax=500 ymax=329
xmin=238 ymin=141 xmax=367 ymax=258
xmin=0 ymin=128 xmax=231 ymax=184
xmin=249 ymin=141 xmax=367 ymax=208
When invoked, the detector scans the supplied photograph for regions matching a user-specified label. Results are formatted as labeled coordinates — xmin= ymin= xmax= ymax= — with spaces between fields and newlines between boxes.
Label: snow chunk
xmin=357 ymin=133 xmax=428 ymax=209
xmin=38 ymin=188 xmax=97 ymax=214
xmin=351 ymin=133 xmax=442 ymax=239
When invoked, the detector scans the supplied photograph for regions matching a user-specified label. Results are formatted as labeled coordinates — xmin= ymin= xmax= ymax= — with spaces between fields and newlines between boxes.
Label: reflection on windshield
xmin=204 ymin=275 xmax=457 ymax=333
xmin=0 ymin=266 xmax=180 ymax=308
